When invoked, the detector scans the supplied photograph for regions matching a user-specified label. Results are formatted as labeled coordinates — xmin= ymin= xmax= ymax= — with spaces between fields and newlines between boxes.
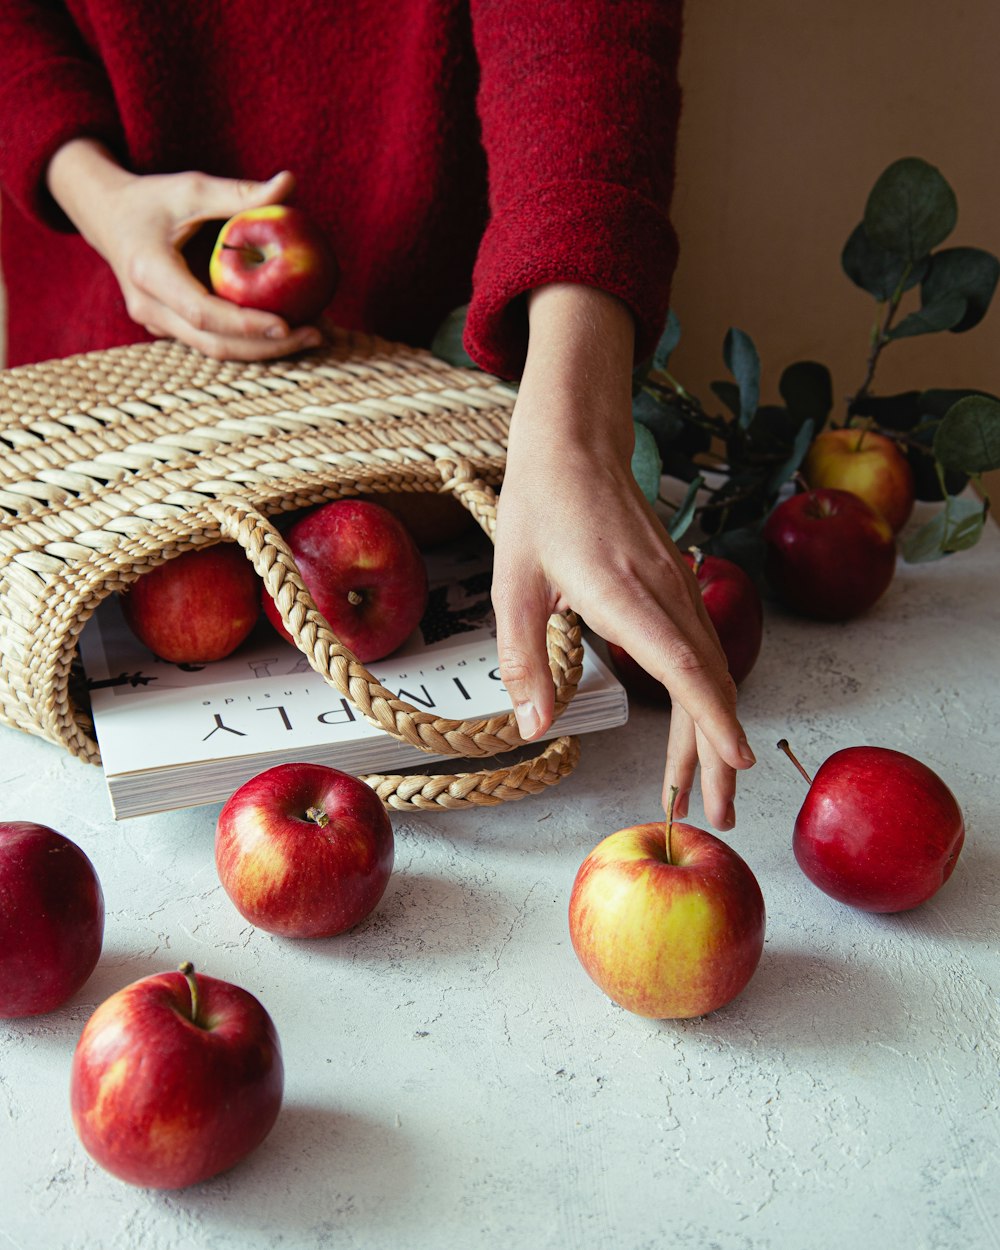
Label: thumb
xmin=492 ymin=565 xmax=556 ymax=742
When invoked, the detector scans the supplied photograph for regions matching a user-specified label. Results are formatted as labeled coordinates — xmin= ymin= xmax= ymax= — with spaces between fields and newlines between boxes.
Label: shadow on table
xmin=166 ymin=1102 xmax=415 ymax=1237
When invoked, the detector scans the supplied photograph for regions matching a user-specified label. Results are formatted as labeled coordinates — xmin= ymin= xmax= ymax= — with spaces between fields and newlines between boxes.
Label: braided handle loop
xmin=204 ymin=458 xmax=583 ymax=764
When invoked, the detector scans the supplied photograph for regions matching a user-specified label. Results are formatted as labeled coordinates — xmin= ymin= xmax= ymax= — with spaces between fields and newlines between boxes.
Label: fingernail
xmin=266 ymin=324 xmax=287 ymax=340
xmin=675 ymin=789 xmax=690 ymax=818
xmin=515 ymin=701 xmax=540 ymax=739
xmin=739 ymin=738 xmax=756 ymax=766
xmin=300 ymin=329 xmax=323 ymax=349
xmin=724 ymin=801 xmax=736 ymax=829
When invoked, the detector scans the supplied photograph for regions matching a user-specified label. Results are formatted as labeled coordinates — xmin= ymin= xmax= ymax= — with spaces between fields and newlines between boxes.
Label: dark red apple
xmin=763 ymin=488 xmax=896 ymax=621
xmin=264 ymin=498 xmax=428 ymax=663
xmin=215 ymin=761 xmax=394 ymax=938
xmin=0 ymin=822 xmax=104 ymax=1017
xmin=606 ymin=549 xmax=763 ymax=703
xmin=208 ymin=204 xmax=339 ymax=325
xmin=121 ymin=543 xmax=260 ymax=663
xmin=778 ymin=739 xmax=965 ymax=912
xmin=569 ymin=806 xmax=766 ymax=1018
xmin=70 ymin=962 xmax=283 ymax=1189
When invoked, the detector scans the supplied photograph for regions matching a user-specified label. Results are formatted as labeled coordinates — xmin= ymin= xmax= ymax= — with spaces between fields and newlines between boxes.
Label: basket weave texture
xmin=0 ymin=331 xmax=583 ymax=810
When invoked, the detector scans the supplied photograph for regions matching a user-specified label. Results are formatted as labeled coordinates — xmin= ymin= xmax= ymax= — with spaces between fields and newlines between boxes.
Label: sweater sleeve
xmin=0 ymin=2 xmax=125 ymax=230
xmin=465 ymin=0 xmax=683 ymax=379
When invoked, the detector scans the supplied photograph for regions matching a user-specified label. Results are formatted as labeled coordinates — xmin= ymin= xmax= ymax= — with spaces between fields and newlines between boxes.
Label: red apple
xmin=802 ymin=427 xmax=915 ymax=533
xmin=121 ymin=543 xmax=260 ymax=663
xmin=569 ymin=813 xmax=766 ymax=1019
xmin=215 ymin=761 xmax=394 ymax=938
xmin=763 ymin=488 xmax=896 ymax=621
xmin=264 ymin=498 xmax=428 ymax=663
xmin=778 ymin=740 xmax=965 ymax=913
xmin=70 ymin=962 xmax=283 ymax=1189
xmin=0 ymin=822 xmax=104 ymax=1017
xmin=607 ymin=548 xmax=763 ymax=702
xmin=209 ymin=204 xmax=339 ymax=325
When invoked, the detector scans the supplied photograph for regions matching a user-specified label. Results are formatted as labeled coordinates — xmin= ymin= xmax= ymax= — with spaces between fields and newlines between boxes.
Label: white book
xmin=78 ymin=535 xmax=628 ymax=818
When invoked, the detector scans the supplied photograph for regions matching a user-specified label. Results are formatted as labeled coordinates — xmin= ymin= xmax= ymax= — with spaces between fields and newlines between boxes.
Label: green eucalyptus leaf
xmin=430 ymin=304 xmax=477 ymax=369
xmin=863 ymin=157 xmax=957 ymax=263
xmin=933 ymin=395 xmax=1000 ymax=472
xmin=902 ymin=496 xmax=988 ymax=563
xmin=921 ymin=247 xmax=1000 ymax=333
xmin=631 ymin=420 xmax=663 ymax=504
xmin=667 ymin=475 xmax=704 ymax=543
xmin=779 ymin=361 xmax=833 ymax=426
xmin=848 ymin=390 xmax=922 ymax=430
xmin=841 ymin=222 xmax=927 ymax=299
xmin=919 ymin=386 xmax=999 ymax=417
xmin=653 ymin=309 xmax=682 ymax=372
xmin=702 ymin=522 xmax=767 ymax=582
xmin=710 ymin=379 xmax=741 ymax=420
xmin=723 ymin=328 xmax=760 ymax=429
xmin=887 ymin=295 xmax=967 ymax=340
xmin=767 ymin=419 xmax=817 ymax=494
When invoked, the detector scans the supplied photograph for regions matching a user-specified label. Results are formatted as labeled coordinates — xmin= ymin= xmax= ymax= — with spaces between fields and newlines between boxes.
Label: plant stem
xmin=849 ymin=268 xmax=911 ymax=416
xmin=776 ymin=739 xmax=813 ymax=786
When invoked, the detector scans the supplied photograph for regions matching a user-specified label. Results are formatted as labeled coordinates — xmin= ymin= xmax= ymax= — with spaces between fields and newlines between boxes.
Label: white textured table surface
xmin=2 ymin=515 xmax=998 ymax=1250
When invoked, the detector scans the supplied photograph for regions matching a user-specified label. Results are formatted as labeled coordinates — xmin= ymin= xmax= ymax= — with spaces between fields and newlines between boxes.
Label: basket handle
xmin=204 ymin=457 xmax=582 ymax=762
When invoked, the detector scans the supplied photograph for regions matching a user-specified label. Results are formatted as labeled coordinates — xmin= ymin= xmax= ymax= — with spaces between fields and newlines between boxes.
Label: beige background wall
xmin=669 ymin=0 xmax=1000 ymax=503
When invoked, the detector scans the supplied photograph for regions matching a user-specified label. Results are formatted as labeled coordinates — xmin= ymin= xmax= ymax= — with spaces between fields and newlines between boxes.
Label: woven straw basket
xmin=0 ymin=331 xmax=583 ymax=811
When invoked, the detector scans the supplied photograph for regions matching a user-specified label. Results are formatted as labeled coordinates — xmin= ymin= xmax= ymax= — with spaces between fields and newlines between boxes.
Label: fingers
xmin=176 ymin=169 xmax=296 ymax=225
xmin=492 ymin=562 xmax=556 ymax=742
xmin=125 ymin=248 xmax=321 ymax=360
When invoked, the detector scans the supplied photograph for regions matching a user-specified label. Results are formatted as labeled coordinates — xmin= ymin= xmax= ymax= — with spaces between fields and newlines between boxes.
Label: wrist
xmin=512 ymin=283 xmax=637 ymax=459
xmin=46 ymin=138 xmax=134 ymax=247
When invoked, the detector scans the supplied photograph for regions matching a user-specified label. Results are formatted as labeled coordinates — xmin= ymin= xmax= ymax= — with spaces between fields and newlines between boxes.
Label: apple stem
xmin=688 ymin=546 xmax=706 ymax=576
xmin=776 ymin=739 xmax=813 ymax=785
xmin=305 ymin=805 xmax=330 ymax=828
xmin=221 ymin=242 xmax=266 ymax=265
xmin=665 ymin=784 xmax=678 ymax=864
xmin=178 ymin=961 xmax=201 ymax=1027
xmin=853 ymin=419 xmax=873 ymax=453
xmin=347 ymin=590 xmax=363 ymax=606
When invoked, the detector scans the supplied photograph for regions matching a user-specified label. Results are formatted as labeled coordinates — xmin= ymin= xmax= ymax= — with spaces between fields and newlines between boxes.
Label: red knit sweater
xmin=0 ymin=1 xmax=682 ymax=375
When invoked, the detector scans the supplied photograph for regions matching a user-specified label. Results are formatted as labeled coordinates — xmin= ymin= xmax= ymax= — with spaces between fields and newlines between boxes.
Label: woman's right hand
xmin=45 ymin=139 xmax=322 ymax=360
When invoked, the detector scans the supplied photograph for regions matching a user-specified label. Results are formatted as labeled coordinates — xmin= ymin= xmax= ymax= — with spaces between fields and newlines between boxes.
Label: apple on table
xmin=606 ymin=548 xmax=764 ymax=703
xmin=215 ymin=761 xmax=395 ymax=939
xmin=0 ymin=822 xmax=104 ymax=1018
xmin=801 ymin=426 xmax=915 ymax=533
xmin=763 ymin=487 xmax=897 ymax=621
xmin=263 ymin=498 xmax=428 ymax=663
xmin=209 ymin=204 xmax=339 ymax=326
xmin=70 ymin=962 xmax=283 ymax=1189
xmin=778 ymin=739 xmax=965 ymax=912
xmin=569 ymin=792 xmax=766 ymax=1019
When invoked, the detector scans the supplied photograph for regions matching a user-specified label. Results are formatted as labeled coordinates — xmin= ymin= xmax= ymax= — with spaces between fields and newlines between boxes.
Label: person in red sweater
xmin=0 ymin=1 xmax=755 ymax=828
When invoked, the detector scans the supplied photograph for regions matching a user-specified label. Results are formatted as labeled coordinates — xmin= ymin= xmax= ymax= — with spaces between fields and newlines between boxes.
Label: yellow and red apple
xmin=569 ymin=819 xmax=766 ymax=1019
xmin=801 ymin=427 xmax=915 ymax=533
xmin=209 ymin=204 xmax=339 ymax=326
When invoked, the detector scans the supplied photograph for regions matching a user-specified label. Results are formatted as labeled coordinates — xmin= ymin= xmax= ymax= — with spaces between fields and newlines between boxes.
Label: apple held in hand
xmin=70 ymin=962 xmax=283 ymax=1189
xmin=264 ymin=498 xmax=428 ymax=663
xmin=216 ymin=762 xmax=394 ymax=938
xmin=802 ymin=427 xmax=915 ymax=533
xmin=607 ymin=548 xmax=763 ymax=702
xmin=209 ymin=204 xmax=339 ymax=326
xmin=569 ymin=804 xmax=766 ymax=1019
xmin=778 ymin=740 xmax=965 ymax=912
xmin=763 ymin=488 xmax=896 ymax=621
xmin=0 ymin=822 xmax=104 ymax=1018
xmin=121 ymin=543 xmax=260 ymax=663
